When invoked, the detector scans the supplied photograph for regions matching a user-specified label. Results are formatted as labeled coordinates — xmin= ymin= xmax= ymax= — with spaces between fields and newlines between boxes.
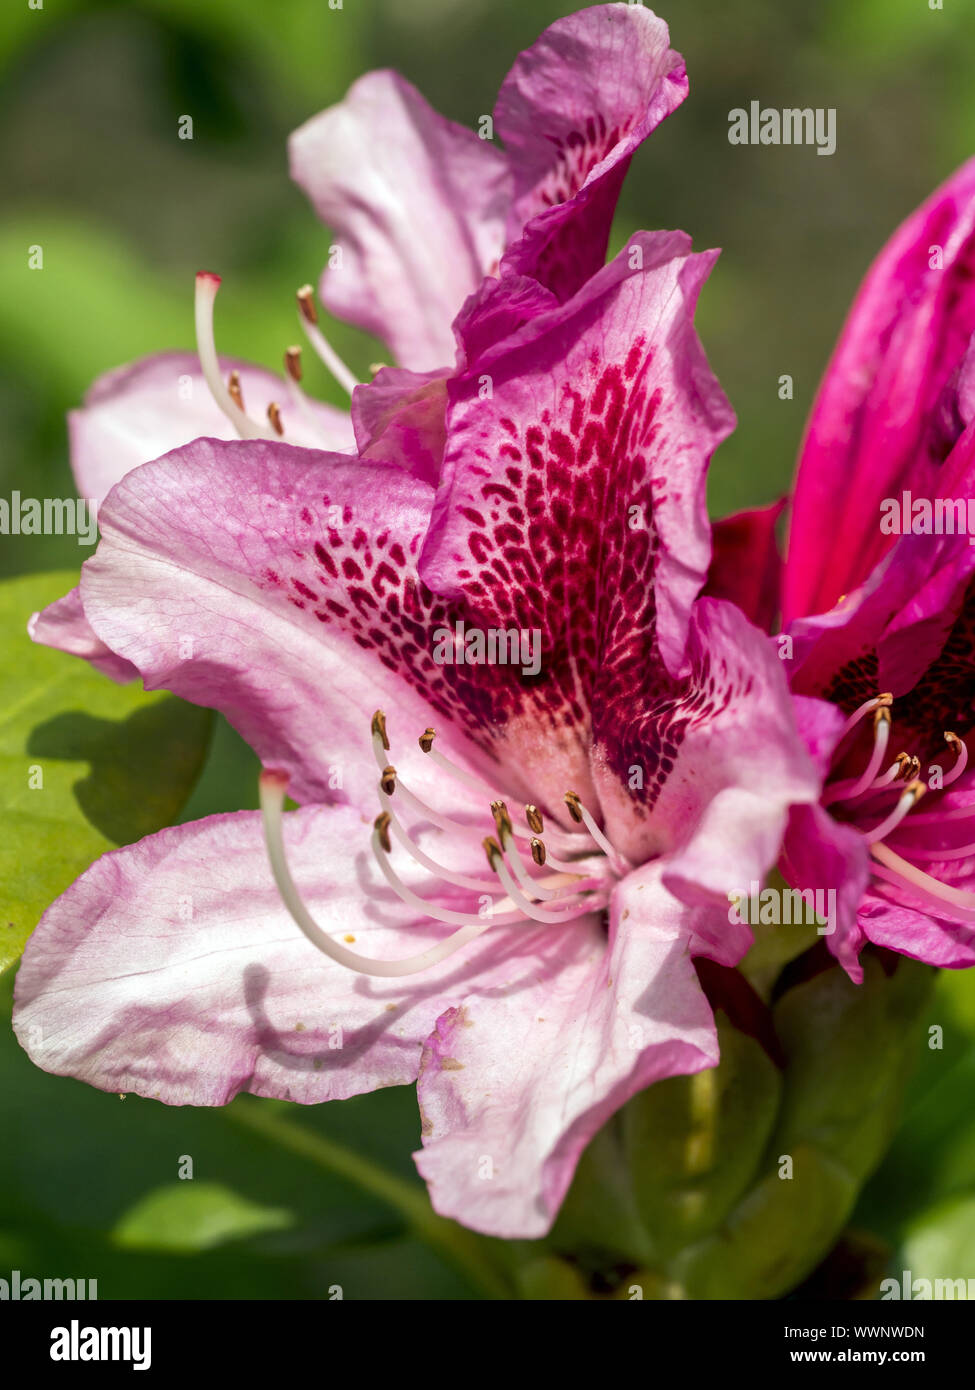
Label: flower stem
xmin=226 ymin=1097 xmax=512 ymax=1299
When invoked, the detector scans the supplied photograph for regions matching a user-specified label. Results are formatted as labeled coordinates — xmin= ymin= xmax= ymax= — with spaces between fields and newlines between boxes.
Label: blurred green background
xmin=2 ymin=0 xmax=975 ymax=1299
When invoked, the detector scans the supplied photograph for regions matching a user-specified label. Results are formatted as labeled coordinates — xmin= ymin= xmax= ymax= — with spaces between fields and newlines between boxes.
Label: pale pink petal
xmin=289 ymin=71 xmax=510 ymax=372
xmin=414 ymin=861 xmax=719 ymax=1238
xmin=70 ymin=351 xmax=354 ymax=505
xmin=28 ymin=586 xmax=138 ymax=683
xmin=13 ymin=803 xmax=560 ymax=1104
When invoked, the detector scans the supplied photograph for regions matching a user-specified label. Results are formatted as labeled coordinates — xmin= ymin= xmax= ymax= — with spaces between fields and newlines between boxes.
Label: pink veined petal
xmin=423 ymin=228 xmax=733 ymax=723
xmin=413 ymin=859 xmax=719 ymax=1239
xmin=70 ymin=439 xmax=598 ymax=818
xmin=784 ymin=156 xmax=975 ymax=623
xmin=289 ymin=70 xmax=511 ymax=373
xmin=69 ymin=351 xmax=354 ymax=505
xmin=12 ymin=804 xmax=559 ymax=1104
xmin=28 ymin=586 xmax=138 ymax=683
xmin=646 ymin=599 xmax=824 ymax=899
xmin=496 ymin=3 xmax=688 ymax=301
xmin=704 ymin=499 xmax=786 ymax=636
xmin=351 ymin=366 xmax=449 ymax=486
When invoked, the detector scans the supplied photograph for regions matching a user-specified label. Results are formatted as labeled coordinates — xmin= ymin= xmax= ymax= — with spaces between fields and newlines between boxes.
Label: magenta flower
xmin=15 ymin=208 xmax=823 ymax=1237
xmin=768 ymin=158 xmax=975 ymax=981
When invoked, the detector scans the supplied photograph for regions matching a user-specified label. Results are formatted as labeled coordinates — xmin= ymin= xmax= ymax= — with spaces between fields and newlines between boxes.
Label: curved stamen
xmin=871 ymin=841 xmax=975 ymax=920
xmin=195 ymin=273 xmax=275 ymax=440
xmin=564 ymin=791 xmax=633 ymax=875
xmin=377 ymin=793 xmax=497 ymax=892
xmin=260 ymin=769 xmax=520 ymax=977
xmin=838 ymin=693 xmax=892 ymax=743
xmin=297 ymin=285 xmax=360 ymax=397
xmin=942 ymin=731 xmax=970 ymax=789
xmin=484 ymin=839 xmax=607 ymax=924
xmin=865 ymin=779 xmax=926 ymax=843
xmin=494 ymin=811 xmax=566 ymax=901
xmin=419 ymin=726 xmax=499 ymax=797
xmin=827 ymin=707 xmax=892 ymax=805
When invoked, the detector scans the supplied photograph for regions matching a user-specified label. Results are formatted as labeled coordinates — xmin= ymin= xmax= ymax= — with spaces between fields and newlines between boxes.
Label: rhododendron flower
xmin=16 ymin=213 xmax=824 ymax=1236
xmin=746 ymin=157 xmax=975 ymax=982
xmin=36 ymin=4 xmax=690 ymax=681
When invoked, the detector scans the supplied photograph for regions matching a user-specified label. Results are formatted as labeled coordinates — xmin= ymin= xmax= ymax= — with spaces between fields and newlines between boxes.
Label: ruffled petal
xmin=413 ymin=860 xmax=718 ymax=1238
xmin=289 ymin=71 xmax=510 ymax=372
xmin=496 ymin=3 xmax=687 ymax=300
xmin=13 ymin=804 xmax=564 ymax=1104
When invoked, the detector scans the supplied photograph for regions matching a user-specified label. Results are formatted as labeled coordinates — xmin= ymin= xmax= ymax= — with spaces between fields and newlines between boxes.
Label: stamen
xmin=260 ymin=770 xmax=510 ymax=976
xmin=825 ymin=706 xmax=892 ymax=804
xmin=531 ymin=838 xmax=546 ymax=866
xmin=871 ymin=841 xmax=975 ymax=920
xmin=484 ymin=838 xmax=608 ymax=924
xmin=419 ymin=726 xmax=500 ymax=798
xmin=376 ymin=800 xmax=498 ymax=891
xmin=267 ymin=401 xmax=284 ymax=436
xmin=943 ymin=732 xmax=969 ymax=788
xmin=228 ymin=370 xmax=244 ymax=410
xmin=526 ymin=805 xmax=544 ymax=834
xmin=910 ymin=802 xmax=975 ymax=825
xmin=564 ymin=791 xmax=633 ymax=874
xmin=838 ymin=693 xmax=892 ymax=742
xmin=380 ymin=765 xmax=397 ymax=796
xmin=285 ymin=346 xmax=302 ymax=382
xmin=865 ymin=780 xmax=926 ymax=843
xmin=195 ymin=272 xmax=274 ymax=440
xmin=296 ymin=284 xmax=360 ymax=397
xmin=492 ymin=806 xmax=565 ymax=901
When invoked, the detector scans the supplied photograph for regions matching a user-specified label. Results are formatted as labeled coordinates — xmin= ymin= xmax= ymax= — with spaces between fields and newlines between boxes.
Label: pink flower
xmin=16 ymin=219 xmax=822 ymax=1237
xmin=770 ymin=158 xmax=975 ymax=981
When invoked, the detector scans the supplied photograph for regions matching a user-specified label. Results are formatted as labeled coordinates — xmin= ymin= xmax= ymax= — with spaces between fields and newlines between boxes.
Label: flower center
xmin=825 ymin=693 xmax=975 ymax=922
xmin=194 ymin=271 xmax=360 ymax=443
xmin=258 ymin=710 xmax=627 ymax=976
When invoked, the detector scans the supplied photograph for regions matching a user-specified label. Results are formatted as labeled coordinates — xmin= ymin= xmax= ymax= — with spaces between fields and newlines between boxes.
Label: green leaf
xmin=623 ymin=1014 xmax=783 ymax=1261
xmin=112 ymin=1182 xmax=293 ymax=1253
xmin=0 ymin=570 xmax=212 ymax=974
xmin=901 ymin=1193 xmax=975 ymax=1283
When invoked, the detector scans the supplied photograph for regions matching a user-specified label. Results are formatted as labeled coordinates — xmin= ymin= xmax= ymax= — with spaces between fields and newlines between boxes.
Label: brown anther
xmin=373 ymin=812 xmax=392 ymax=853
xmin=530 ymin=838 xmax=546 ymax=867
xmin=371 ymin=710 xmax=389 ymax=751
xmin=892 ymin=752 xmax=911 ymax=781
xmin=945 ymin=731 xmax=962 ymax=752
xmin=380 ymin=765 xmax=397 ymax=796
xmin=525 ymin=804 xmax=544 ymax=834
xmin=297 ymin=284 xmax=318 ymax=325
xmin=907 ymin=756 xmax=921 ymax=782
xmin=227 ymin=370 xmax=244 ymax=410
xmin=419 ymin=727 xmax=436 ymax=753
xmin=906 ymin=779 xmax=927 ymax=805
xmin=564 ymin=790 xmax=584 ymax=824
xmin=877 ymin=692 xmax=893 ymax=708
xmin=482 ymin=836 xmax=503 ymax=870
xmin=267 ymin=401 xmax=284 ymax=436
xmin=874 ymin=705 xmax=891 ymax=727
xmin=491 ymin=800 xmax=513 ymax=840
xmin=285 ymin=346 xmax=303 ymax=382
